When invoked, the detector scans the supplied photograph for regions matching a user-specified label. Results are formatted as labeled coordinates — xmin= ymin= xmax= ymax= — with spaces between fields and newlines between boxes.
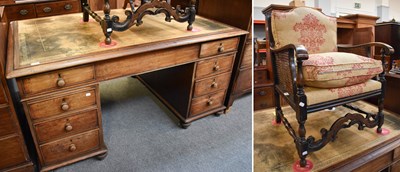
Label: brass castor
xmin=96 ymin=152 xmax=108 ymax=160
xmin=179 ymin=122 xmax=191 ymax=129
xmin=224 ymin=107 xmax=231 ymax=114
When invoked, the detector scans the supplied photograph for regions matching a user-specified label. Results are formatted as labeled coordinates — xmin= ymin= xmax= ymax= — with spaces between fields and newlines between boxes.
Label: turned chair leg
xmin=377 ymin=95 xmax=385 ymax=133
xmin=274 ymin=90 xmax=282 ymax=123
xmin=296 ymin=109 xmax=309 ymax=167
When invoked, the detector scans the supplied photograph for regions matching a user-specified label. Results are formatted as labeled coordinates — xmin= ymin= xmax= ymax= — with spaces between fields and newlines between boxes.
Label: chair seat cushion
xmin=304 ymin=79 xmax=381 ymax=105
xmin=302 ymin=52 xmax=383 ymax=88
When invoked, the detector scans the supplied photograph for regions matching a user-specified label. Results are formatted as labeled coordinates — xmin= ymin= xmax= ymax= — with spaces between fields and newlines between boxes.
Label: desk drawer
xmin=353 ymin=151 xmax=392 ymax=172
xmin=0 ymin=107 xmax=16 ymax=137
xmin=195 ymin=53 xmax=234 ymax=79
xmin=193 ymin=72 xmax=231 ymax=97
xmin=35 ymin=0 xmax=80 ymax=18
xmin=190 ymin=90 xmax=225 ymax=117
xmin=0 ymin=136 xmax=28 ymax=169
xmin=28 ymin=88 xmax=96 ymax=120
xmin=21 ymin=65 xmax=95 ymax=96
xmin=40 ymin=129 xmax=100 ymax=165
xmin=394 ymin=146 xmax=400 ymax=161
xmin=35 ymin=109 xmax=98 ymax=143
xmin=200 ymin=37 xmax=239 ymax=57
xmin=4 ymin=4 xmax=36 ymax=21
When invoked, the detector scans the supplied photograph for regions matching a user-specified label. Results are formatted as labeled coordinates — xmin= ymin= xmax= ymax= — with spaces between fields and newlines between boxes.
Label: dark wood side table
xmin=384 ymin=73 xmax=400 ymax=114
xmin=367 ymin=73 xmax=400 ymax=115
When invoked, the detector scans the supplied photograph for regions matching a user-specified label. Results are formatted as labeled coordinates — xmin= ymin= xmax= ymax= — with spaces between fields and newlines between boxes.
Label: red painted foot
xmin=272 ymin=120 xmax=282 ymax=126
xmin=293 ymin=160 xmax=313 ymax=172
xmin=377 ymin=128 xmax=390 ymax=136
xmin=99 ymin=41 xmax=118 ymax=48
xmin=188 ymin=28 xmax=201 ymax=32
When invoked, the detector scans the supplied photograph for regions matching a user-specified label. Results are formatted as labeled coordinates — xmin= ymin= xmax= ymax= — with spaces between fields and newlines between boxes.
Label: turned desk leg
xmin=102 ymin=0 xmax=113 ymax=45
xmin=82 ymin=0 xmax=89 ymax=22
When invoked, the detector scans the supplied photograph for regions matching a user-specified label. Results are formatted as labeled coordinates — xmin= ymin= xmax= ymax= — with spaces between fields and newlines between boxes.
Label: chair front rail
xmin=307 ymin=90 xmax=381 ymax=113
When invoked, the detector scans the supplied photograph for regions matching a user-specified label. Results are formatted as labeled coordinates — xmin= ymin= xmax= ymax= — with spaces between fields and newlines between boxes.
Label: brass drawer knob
xmin=218 ymin=45 xmax=224 ymax=53
xmin=258 ymin=91 xmax=266 ymax=96
xmin=207 ymin=99 xmax=213 ymax=106
xmin=64 ymin=4 xmax=72 ymax=10
xmin=211 ymin=81 xmax=218 ymax=88
xmin=65 ymin=123 xmax=73 ymax=131
xmin=61 ymin=101 xmax=69 ymax=111
xmin=57 ymin=76 xmax=66 ymax=87
xmin=213 ymin=65 xmax=220 ymax=71
xmin=69 ymin=144 xmax=76 ymax=152
xmin=43 ymin=7 xmax=52 ymax=13
xmin=19 ymin=9 xmax=29 ymax=16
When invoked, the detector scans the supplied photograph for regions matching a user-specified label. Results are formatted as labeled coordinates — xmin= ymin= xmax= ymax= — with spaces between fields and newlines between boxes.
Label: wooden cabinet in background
xmin=374 ymin=22 xmax=400 ymax=70
xmin=0 ymin=0 xmax=131 ymax=22
xmin=2 ymin=0 xmax=81 ymax=21
xmin=0 ymin=18 xmax=33 ymax=172
xmin=364 ymin=22 xmax=400 ymax=115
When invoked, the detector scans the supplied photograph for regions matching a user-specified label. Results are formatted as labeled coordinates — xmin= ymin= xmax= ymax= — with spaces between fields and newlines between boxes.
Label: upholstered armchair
xmin=263 ymin=7 xmax=394 ymax=168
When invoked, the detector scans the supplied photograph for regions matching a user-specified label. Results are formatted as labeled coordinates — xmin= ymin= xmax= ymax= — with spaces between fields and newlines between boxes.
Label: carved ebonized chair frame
xmin=81 ymin=0 xmax=196 ymax=45
xmin=265 ymin=10 xmax=394 ymax=167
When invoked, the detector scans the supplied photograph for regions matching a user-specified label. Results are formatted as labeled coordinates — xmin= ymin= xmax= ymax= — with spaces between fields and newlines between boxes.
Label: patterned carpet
xmin=254 ymin=101 xmax=400 ymax=172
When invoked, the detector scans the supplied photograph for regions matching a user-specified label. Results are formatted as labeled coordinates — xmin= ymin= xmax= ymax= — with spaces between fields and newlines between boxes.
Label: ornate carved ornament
xmin=81 ymin=0 xmax=196 ymax=45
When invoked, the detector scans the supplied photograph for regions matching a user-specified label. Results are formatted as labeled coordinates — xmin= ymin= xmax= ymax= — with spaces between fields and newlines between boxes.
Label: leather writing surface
xmin=15 ymin=9 xmax=231 ymax=68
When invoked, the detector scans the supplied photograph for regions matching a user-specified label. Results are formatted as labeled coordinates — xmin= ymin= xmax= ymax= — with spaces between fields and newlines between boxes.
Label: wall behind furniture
xmin=389 ymin=0 xmax=400 ymax=21
xmin=254 ymin=0 xmax=400 ymax=22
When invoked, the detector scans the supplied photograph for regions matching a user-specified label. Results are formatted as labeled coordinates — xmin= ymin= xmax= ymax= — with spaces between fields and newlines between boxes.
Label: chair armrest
xmin=270 ymin=44 xmax=309 ymax=106
xmin=271 ymin=44 xmax=309 ymax=61
xmin=338 ymin=42 xmax=394 ymax=55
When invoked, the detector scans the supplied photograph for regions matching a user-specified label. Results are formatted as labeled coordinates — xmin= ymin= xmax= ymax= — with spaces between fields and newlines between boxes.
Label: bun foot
xmin=187 ymin=24 xmax=193 ymax=31
xmin=179 ymin=122 xmax=191 ymax=129
xmin=96 ymin=152 xmax=108 ymax=160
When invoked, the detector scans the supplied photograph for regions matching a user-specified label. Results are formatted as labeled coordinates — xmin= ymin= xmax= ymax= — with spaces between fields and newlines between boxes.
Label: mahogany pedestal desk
xmin=6 ymin=10 xmax=247 ymax=171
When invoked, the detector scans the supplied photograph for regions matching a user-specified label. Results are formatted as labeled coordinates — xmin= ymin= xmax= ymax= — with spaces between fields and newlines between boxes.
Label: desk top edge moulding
xmin=82 ymin=0 xmax=196 ymax=45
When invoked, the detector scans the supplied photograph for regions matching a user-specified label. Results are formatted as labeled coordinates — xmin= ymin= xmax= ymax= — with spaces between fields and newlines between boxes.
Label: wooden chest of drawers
xmin=3 ymin=0 xmax=81 ymax=21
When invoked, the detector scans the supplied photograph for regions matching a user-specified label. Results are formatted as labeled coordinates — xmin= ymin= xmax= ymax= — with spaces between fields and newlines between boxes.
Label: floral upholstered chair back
xmin=270 ymin=7 xmax=337 ymax=54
